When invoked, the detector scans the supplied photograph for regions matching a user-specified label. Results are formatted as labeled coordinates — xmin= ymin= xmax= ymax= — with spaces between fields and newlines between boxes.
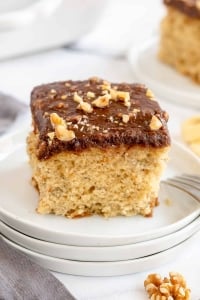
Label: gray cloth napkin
xmin=0 ymin=236 xmax=76 ymax=300
xmin=0 ymin=92 xmax=27 ymax=135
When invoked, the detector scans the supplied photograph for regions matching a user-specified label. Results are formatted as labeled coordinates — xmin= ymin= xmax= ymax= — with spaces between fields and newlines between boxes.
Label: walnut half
xmin=144 ymin=272 xmax=191 ymax=300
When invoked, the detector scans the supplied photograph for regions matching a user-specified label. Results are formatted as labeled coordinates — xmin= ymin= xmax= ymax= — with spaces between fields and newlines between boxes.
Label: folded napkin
xmin=0 ymin=236 xmax=76 ymax=300
xmin=0 ymin=92 xmax=27 ymax=135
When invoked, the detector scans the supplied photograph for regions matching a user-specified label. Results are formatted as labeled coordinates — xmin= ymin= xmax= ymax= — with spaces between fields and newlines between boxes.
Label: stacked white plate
xmin=0 ymin=130 xmax=200 ymax=276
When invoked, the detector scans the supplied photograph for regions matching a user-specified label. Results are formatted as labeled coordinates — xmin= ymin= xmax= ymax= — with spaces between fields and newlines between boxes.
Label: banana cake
xmin=27 ymin=77 xmax=171 ymax=218
xmin=159 ymin=0 xmax=200 ymax=83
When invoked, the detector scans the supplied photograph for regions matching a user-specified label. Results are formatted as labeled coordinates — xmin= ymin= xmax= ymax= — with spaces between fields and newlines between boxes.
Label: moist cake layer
xmin=31 ymin=78 xmax=170 ymax=160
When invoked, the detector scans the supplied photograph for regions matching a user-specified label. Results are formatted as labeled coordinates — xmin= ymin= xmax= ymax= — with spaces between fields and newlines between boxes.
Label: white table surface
xmin=0 ymin=47 xmax=200 ymax=299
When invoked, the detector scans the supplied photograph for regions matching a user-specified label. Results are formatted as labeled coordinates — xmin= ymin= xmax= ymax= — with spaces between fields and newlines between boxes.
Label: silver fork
xmin=162 ymin=174 xmax=200 ymax=202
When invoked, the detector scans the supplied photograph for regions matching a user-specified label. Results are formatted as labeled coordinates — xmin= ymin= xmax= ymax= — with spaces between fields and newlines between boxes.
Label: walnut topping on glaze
xmin=44 ymin=112 xmax=49 ymax=117
xmin=50 ymin=112 xmax=76 ymax=141
xmin=109 ymin=116 xmax=114 ymax=122
xmin=144 ymin=272 xmax=191 ymax=300
xmin=122 ymin=114 xmax=130 ymax=123
xmin=55 ymin=125 xmax=76 ymax=141
xmin=146 ymin=89 xmax=155 ymax=100
xmin=77 ymin=101 xmax=93 ymax=113
xmin=49 ymin=89 xmax=57 ymax=99
xmin=92 ymin=94 xmax=111 ymax=108
xmin=57 ymin=102 xmax=65 ymax=109
xmin=61 ymin=94 xmax=67 ymax=100
xmin=73 ymin=92 xmax=83 ymax=103
xmin=50 ymin=89 xmax=57 ymax=94
xmin=87 ymin=91 xmax=95 ymax=98
xmin=73 ymin=91 xmax=93 ymax=113
xmin=149 ymin=115 xmax=163 ymax=130
xmin=101 ymin=81 xmax=111 ymax=91
xmin=47 ymin=132 xmax=55 ymax=140
xmin=50 ymin=112 xmax=66 ymax=127
xmin=133 ymin=108 xmax=140 ymax=113
xmin=110 ymin=89 xmax=131 ymax=107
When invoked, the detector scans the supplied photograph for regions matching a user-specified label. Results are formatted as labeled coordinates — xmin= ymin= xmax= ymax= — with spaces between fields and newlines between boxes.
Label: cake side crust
xmin=27 ymin=132 xmax=169 ymax=218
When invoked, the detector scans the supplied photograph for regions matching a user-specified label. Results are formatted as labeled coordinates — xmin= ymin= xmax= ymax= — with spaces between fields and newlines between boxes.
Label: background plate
xmin=0 ymin=131 xmax=200 ymax=246
xmin=128 ymin=38 xmax=200 ymax=108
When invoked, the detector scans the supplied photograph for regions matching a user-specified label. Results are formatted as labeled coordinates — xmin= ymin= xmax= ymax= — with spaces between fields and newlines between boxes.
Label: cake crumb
xmin=164 ymin=198 xmax=173 ymax=206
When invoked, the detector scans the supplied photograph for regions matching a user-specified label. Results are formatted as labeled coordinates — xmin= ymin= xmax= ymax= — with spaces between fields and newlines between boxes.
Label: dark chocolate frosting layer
xmin=164 ymin=0 xmax=200 ymax=18
xmin=30 ymin=78 xmax=171 ymax=160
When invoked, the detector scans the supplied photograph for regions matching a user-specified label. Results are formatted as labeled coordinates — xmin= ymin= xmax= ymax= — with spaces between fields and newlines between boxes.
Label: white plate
xmin=0 ymin=130 xmax=200 ymax=246
xmin=1 ymin=215 xmax=200 ymax=262
xmin=0 ymin=234 xmax=193 ymax=277
xmin=128 ymin=38 xmax=200 ymax=108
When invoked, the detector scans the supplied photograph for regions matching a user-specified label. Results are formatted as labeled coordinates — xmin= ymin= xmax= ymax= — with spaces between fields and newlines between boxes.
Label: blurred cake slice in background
xmin=159 ymin=0 xmax=200 ymax=84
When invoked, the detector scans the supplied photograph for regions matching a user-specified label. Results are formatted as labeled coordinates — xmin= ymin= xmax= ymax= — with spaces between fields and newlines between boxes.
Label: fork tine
xmin=163 ymin=175 xmax=200 ymax=202
xmin=172 ymin=176 xmax=200 ymax=190
xmin=181 ymin=174 xmax=200 ymax=184
xmin=165 ymin=178 xmax=199 ymax=191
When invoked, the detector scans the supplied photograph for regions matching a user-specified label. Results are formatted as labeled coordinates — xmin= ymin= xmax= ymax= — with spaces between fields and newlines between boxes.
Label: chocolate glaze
xmin=164 ymin=0 xmax=200 ymax=18
xmin=30 ymin=78 xmax=171 ymax=160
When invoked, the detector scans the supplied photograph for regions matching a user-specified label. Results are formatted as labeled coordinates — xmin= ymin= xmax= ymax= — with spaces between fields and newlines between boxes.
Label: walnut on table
xmin=144 ymin=272 xmax=191 ymax=300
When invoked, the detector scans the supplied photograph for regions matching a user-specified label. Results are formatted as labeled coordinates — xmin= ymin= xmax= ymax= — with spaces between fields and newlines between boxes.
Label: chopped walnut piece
xmin=49 ymin=113 xmax=76 ymax=141
xmin=109 ymin=116 xmax=114 ymax=122
xmin=47 ymin=132 xmax=55 ymax=140
xmin=133 ymin=108 xmax=140 ymax=113
xmin=73 ymin=92 xmax=83 ymax=103
xmin=55 ymin=125 xmax=75 ymax=141
xmin=87 ymin=91 xmax=95 ymax=98
xmin=57 ymin=102 xmax=64 ymax=108
xmin=50 ymin=89 xmax=57 ymax=94
xmin=149 ymin=115 xmax=162 ymax=130
xmin=110 ymin=89 xmax=131 ymax=107
xmin=92 ymin=94 xmax=111 ymax=108
xmin=146 ymin=89 xmax=155 ymax=100
xmin=144 ymin=273 xmax=191 ymax=300
xmin=50 ymin=112 xmax=65 ymax=127
xmin=122 ymin=114 xmax=130 ymax=123
xmin=77 ymin=101 xmax=93 ymax=113
xmin=101 ymin=82 xmax=111 ymax=91
xmin=61 ymin=94 xmax=67 ymax=100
